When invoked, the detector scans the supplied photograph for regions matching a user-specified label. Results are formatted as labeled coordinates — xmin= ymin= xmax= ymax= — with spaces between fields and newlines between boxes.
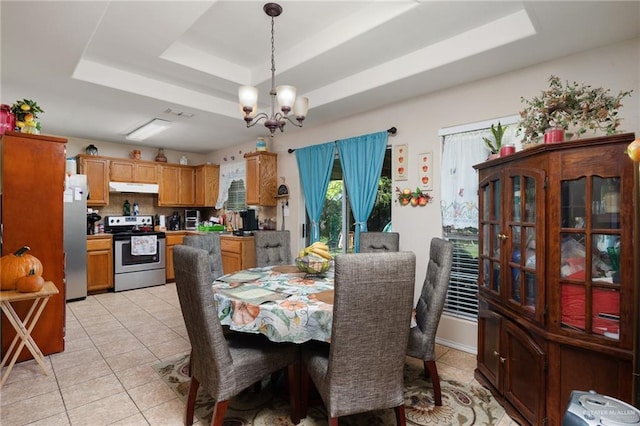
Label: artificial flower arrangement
xmin=396 ymin=186 xmax=432 ymax=207
xmin=11 ymin=99 xmax=44 ymax=134
xmin=517 ymin=75 xmax=632 ymax=145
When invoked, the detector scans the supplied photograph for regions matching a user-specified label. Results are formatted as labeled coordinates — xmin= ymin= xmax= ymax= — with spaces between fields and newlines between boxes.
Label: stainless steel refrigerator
xmin=64 ymin=174 xmax=88 ymax=301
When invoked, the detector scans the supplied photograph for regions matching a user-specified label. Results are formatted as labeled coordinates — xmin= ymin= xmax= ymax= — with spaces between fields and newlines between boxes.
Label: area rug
xmin=153 ymin=354 xmax=505 ymax=425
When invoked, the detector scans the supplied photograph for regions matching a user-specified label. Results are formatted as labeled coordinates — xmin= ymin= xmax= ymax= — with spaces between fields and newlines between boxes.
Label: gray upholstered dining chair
xmin=183 ymin=233 xmax=224 ymax=281
xmin=172 ymin=245 xmax=301 ymax=426
xmin=253 ymin=230 xmax=292 ymax=266
xmin=406 ymin=237 xmax=454 ymax=406
xmin=359 ymin=231 xmax=400 ymax=252
xmin=301 ymin=252 xmax=416 ymax=425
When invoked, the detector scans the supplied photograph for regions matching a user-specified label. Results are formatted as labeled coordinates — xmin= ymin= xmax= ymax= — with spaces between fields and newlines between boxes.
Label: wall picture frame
xmin=418 ymin=151 xmax=433 ymax=190
xmin=394 ymin=144 xmax=408 ymax=181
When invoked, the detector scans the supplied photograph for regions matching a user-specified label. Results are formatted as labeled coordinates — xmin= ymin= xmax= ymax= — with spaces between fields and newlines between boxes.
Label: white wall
xmin=211 ymin=36 xmax=640 ymax=353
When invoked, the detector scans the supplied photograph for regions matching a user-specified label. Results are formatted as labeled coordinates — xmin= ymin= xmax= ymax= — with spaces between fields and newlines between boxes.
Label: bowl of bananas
xmin=296 ymin=242 xmax=332 ymax=275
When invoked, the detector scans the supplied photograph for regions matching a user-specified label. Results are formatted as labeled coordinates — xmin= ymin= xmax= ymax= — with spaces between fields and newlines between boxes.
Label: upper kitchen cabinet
xmin=245 ymin=152 xmax=277 ymax=206
xmin=2 ymin=132 xmax=67 ymax=360
xmin=474 ymin=133 xmax=638 ymax=425
xmin=77 ymin=154 xmax=109 ymax=206
xmin=110 ymin=159 xmax=158 ymax=183
xmin=158 ymin=164 xmax=195 ymax=206
xmin=194 ymin=164 xmax=220 ymax=207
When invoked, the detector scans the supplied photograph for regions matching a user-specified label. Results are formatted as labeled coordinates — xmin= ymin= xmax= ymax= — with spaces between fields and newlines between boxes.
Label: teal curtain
xmin=295 ymin=142 xmax=335 ymax=243
xmin=337 ymin=131 xmax=388 ymax=252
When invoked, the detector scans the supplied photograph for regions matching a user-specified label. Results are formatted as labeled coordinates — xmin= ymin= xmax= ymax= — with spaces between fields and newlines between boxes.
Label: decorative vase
xmin=0 ymin=104 xmax=15 ymax=136
xmin=155 ymin=148 xmax=167 ymax=162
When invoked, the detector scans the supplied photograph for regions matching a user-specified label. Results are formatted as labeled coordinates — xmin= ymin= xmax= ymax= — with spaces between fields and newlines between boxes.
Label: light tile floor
xmin=1 ymin=283 xmax=518 ymax=425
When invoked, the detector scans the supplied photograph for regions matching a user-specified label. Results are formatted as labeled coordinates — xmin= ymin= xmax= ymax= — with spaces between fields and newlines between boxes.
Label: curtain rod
xmin=287 ymin=127 xmax=397 ymax=154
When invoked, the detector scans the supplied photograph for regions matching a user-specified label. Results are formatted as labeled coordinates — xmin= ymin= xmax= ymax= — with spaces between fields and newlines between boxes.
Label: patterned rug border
xmin=153 ymin=354 xmax=505 ymax=425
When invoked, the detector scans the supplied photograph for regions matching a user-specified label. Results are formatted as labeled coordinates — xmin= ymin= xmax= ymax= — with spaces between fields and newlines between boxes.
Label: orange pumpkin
xmin=16 ymin=270 xmax=45 ymax=293
xmin=1 ymin=246 xmax=43 ymax=290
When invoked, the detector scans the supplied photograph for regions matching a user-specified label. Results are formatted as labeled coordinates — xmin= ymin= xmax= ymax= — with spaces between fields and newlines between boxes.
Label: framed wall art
xmin=393 ymin=144 xmax=408 ymax=181
xmin=418 ymin=151 xmax=433 ymax=190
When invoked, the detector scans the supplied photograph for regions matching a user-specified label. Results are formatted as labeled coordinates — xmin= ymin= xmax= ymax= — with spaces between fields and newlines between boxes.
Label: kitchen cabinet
xmin=194 ymin=164 xmax=220 ymax=207
xmin=1 ymin=131 xmax=67 ymax=361
xmin=245 ymin=152 xmax=277 ymax=206
xmin=158 ymin=164 xmax=195 ymax=206
xmin=165 ymin=232 xmax=185 ymax=281
xmin=474 ymin=133 xmax=638 ymax=425
xmin=86 ymin=235 xmax=113 ymax=292
xmin=220 ymin=235 xmax=255 ymax=274
xmin=76 ymin=155 xmax=110 ymax=206
xmin=110 ymin=159 xmax=158 ymax=183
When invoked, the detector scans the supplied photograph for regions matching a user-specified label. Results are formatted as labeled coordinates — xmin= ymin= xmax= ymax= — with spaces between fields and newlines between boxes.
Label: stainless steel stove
xmin=104 ymin=215 xmax=166 ymax=292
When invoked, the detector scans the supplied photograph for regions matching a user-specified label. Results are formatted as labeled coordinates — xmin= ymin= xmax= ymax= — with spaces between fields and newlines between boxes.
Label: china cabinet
xmin=474 ymin=133 xmax=638 ymax=425
xmin=245 ymin=152 xmax=277 ymax=206
xmin=1 ymin=132 xmax=66 ymax=360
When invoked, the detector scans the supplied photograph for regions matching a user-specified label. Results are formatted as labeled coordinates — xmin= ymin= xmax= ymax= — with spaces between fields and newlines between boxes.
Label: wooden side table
xmin=0 ymin=281 xmax=59 ymax=387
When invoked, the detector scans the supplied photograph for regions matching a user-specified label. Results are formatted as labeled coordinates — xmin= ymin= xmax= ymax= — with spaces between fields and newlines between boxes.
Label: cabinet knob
xmin=497 ymin=233 xmax=508 ymax=240
xmin=493 ymin=351 xmax=499 ymax=357
xmin=500 ymin=357 xmax=506 ymax=363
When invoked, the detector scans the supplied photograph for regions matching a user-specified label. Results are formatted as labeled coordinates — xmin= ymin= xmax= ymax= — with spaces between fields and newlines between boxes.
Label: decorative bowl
xmin=295 ymin=256 xmax=331 ymax=275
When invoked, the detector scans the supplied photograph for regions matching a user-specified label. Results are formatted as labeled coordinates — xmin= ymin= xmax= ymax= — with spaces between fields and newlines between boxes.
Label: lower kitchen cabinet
xmin=87 ymin=236 xmax=113 ymax=293
xmin=220 ymin=235 xmax=255 ymax=274
xmin=166 ymin=233 xmax=185 ymax=281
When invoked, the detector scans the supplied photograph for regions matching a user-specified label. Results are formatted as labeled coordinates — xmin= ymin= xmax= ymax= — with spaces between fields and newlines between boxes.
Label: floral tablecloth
xmin=212 ymin=265 xmax=334 ymax=343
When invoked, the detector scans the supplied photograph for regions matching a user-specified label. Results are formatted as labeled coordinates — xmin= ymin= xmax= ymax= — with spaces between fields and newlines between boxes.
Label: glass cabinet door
xmin=479 ymin=173 xmax=502 ymax=300
xmin=559 ymin=176 xmax=621 ymax=341
xmin=506 ymin=170 xmax=544 ymax=322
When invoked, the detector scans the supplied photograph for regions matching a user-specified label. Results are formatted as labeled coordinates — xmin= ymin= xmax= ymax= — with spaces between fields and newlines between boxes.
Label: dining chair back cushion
xmin=173 ymin=245 xmax=300 ymax=423
xmin=183 ymin=233 xmax=224 ymax=281
xmin=253 ymin=230 xmax=292 ymax=266
xmin=359 ymin=232 xmax=400 ymax=252
xmin=407 ymin=237 xmax=454 ymax=361
xmin=303 ymin=252 xmax=416 ymax=420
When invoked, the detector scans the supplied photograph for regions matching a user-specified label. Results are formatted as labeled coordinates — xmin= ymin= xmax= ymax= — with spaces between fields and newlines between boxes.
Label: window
xmin=306 ymin=148 xmax=392 ymax=252
xmin=226 ymin=180 xmax=246 ymax=211
xmin=440 ymin=117 xmax=519 ymax=320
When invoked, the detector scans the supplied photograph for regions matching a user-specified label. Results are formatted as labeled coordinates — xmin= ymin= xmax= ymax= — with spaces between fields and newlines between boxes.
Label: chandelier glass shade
xmin=238 ymin=3 xmax=308 ymax=136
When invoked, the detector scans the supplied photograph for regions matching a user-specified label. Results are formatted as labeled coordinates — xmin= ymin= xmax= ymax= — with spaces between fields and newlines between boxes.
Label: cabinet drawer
xmin=166 ymin=234 xmax=185 ymax=245
xmin=221 ymin=238 xmax=242 ymax=254
xmin=87 ymin=238 xmax=111 ymax=251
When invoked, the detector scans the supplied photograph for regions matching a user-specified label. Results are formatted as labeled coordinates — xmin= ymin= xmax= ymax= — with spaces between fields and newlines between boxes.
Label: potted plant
xmin=10 ymin=99 xmax=44 ymax=134
xmin=517 ymin=75 xmax=632 ymax=145
xmin=482 ymin=122 xmax=506 ymax=159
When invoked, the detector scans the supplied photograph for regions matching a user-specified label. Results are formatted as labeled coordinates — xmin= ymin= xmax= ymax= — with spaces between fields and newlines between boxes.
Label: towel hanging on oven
xmin=131 ymin=235 xmax=157 ymax=256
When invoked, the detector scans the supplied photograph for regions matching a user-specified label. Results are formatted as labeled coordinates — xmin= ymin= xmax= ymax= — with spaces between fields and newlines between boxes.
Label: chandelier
xmin=238 ymin=3 xmax=309 ymax=136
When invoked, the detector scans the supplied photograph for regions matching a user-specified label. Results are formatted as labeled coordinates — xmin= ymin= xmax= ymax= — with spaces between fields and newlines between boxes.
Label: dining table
xmin=211 ymin=265 xmax=335 ymax=343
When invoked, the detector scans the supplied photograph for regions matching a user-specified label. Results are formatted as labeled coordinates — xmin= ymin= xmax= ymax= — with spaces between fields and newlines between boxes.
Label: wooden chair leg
xmin=425 ymin=360 xmax=442 ymax=406
xmin=185 ymin=377 xmax=199 ymax=426
xmin=288 ymin=361 xmax=301 ymax=424
xmin=394 ymin=404 xmax=407 ymax=426
xmin=300 ymin=360 xmax=310 ymax=419
xmin=211 ymin=400 xmax=230 ymax=426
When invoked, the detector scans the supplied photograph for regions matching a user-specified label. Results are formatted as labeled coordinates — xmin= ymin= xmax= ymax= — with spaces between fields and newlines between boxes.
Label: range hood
xmin=108 ymin=182 xmax=159 ymax=194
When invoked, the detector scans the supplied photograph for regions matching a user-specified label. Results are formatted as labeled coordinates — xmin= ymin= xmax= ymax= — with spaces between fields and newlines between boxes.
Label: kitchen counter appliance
xmin=104 ymin=215 xmax=166 ymax=292
xmin=185 ymin=209 xmax=199 ymax=230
